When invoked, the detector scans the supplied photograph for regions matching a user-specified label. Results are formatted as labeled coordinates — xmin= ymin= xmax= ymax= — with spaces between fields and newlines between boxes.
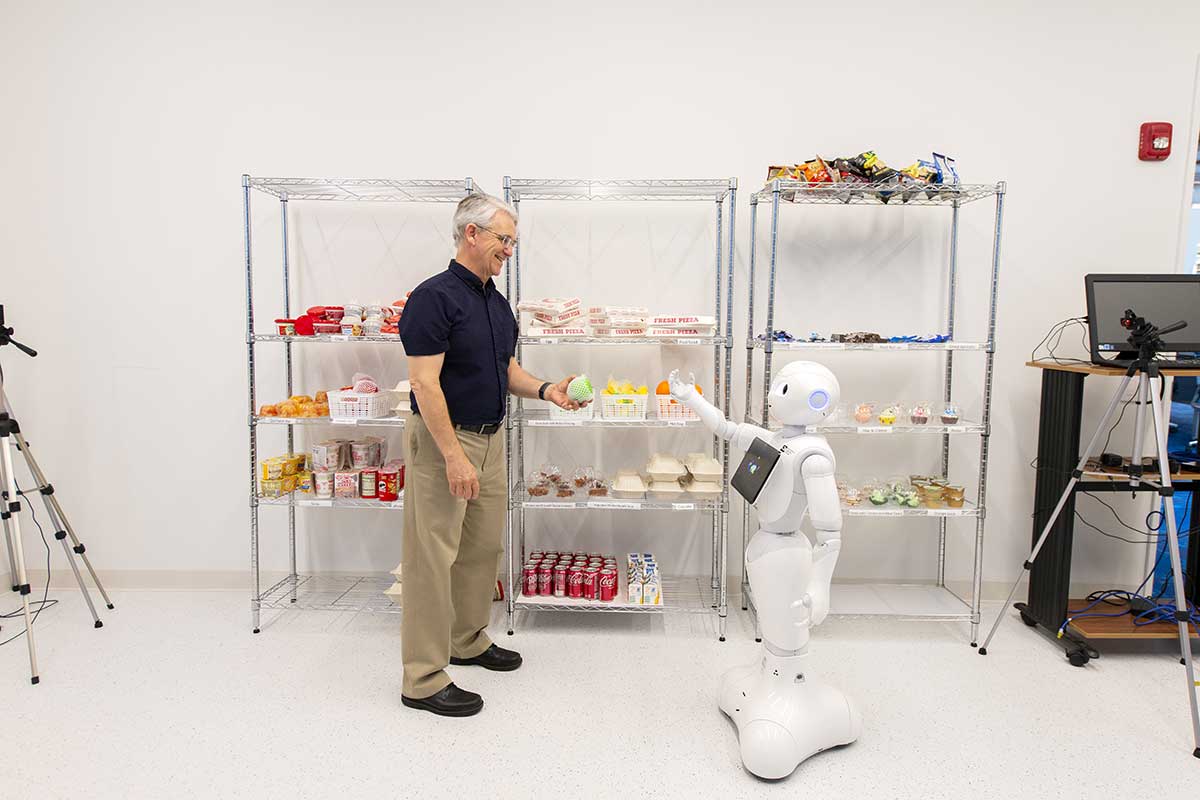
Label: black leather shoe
xmin=401 ymin=683 xmax=483 ymax=717
xmin=450 ymin=643 xmax=523 ymax=672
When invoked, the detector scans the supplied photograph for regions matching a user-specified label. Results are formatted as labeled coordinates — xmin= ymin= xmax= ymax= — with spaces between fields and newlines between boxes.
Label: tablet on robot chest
xmin=732 ymin=437 xmax=781 ymax=505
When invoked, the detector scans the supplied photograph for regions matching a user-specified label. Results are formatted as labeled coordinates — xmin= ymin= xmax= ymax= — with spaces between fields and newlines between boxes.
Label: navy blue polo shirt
xmin=400 ymin=260 xmax=517 ymax=425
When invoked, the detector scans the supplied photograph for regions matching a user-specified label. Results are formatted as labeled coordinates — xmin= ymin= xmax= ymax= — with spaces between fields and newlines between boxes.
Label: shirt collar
xmin=449 ymin=259 xmax=492 ymax=295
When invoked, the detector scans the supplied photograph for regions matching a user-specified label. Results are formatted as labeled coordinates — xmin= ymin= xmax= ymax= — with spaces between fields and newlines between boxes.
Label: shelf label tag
xmin=540 ymin=338 xmax=558 ymax=345
xmin=590 ymin=501 xmax=640 ymax=509
xmin=674 ymin=338 xmax=701 ymax=346
xmin=857 ymin=426 xmax=891 ymax=434
xmin=537 ymin=419 xmax=582 ymax=427
xmin=857 ymin=508 xmax=904 ymax=516
xmin=805 ymin=342 xmax=844 ymax=350
xmin=667 ymin=420 xmax=690 ymax=427
xmin=671 ymin=502 xmax=696 ymax=511
xmin=928 ymin=509 xmax=958 ymax=516
xmin=304 ymin=499 xmax=333 ymax=507
xmin=877 ymin=343 xmax=908 ymax=350
xmin=331 ymin=418 xmax=356 ymax=425
xmin=329 ymin=335 xmax=349 ymax=342
xmin=955 ymin=342 xmax=984 ymax=350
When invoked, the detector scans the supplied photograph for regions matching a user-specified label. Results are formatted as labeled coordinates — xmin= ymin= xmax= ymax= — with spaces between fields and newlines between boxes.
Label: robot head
xmin=767 ymin=361 xmax=840 ymax=426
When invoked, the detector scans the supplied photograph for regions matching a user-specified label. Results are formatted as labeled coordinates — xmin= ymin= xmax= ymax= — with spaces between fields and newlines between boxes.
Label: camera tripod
xmin=978 ymin=309 xmax=1200 ymax=757
xmin=0 ymin=305 xmax=111 ymax=684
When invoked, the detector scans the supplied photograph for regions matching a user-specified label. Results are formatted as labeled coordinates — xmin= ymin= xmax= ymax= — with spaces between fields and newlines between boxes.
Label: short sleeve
xmin=399 ymin=286 xmax=451 ymax=355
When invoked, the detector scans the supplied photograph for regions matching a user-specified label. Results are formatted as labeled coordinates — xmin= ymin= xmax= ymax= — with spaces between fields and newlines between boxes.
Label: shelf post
xmin=244 ymin=174 xmax=262 ymax=633
xmin=281 ymin=193 xmax=298 ymax=604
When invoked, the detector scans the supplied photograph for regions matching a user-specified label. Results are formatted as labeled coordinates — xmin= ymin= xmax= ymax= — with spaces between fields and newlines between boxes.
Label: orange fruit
xmin=656 ymin=380 xmax=671 ymax=395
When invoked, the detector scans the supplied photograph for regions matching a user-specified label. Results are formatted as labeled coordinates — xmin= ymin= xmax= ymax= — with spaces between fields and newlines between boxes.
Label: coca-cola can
xmin=537 ymin=564 xmax=553 ymax=596
xmin=522 ymin=566 xmax=538 ymax=596
xmin=567 ymin=566 xmax=585 ymax=598
xmin=587 ymin=552 xmax=603 ymax=559
xmin=583 ymin=566 xmax=600 ymax=600
xmin=599 ymin=568 xmax=617 ymax=601
xmin=553 ymin=564 xmax=567 ymax=597
xmin=529 ymin=551 xmax=544 ymax=563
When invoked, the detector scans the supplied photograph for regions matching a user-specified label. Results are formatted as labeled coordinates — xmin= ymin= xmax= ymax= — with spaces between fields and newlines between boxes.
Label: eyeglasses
xmin=476 ymin=225 xmax=518 ymax=249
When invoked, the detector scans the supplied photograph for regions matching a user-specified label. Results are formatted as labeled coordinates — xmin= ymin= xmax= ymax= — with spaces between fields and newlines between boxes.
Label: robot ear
xmin=808 ymin=390 xmax=829 ymax=410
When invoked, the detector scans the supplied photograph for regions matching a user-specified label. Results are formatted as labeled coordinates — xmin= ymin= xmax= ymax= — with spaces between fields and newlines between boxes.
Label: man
xmin=398 ymin=193 xmax=585 ymax=717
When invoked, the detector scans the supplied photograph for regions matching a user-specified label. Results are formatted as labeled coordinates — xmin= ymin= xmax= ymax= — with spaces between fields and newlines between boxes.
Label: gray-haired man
xmin=398 ymin=194 xmax=585 ymax=717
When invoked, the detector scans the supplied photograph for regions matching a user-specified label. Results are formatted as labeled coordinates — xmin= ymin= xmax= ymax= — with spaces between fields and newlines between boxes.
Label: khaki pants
xmin=402 ymin=414 xmax=507 ymax=698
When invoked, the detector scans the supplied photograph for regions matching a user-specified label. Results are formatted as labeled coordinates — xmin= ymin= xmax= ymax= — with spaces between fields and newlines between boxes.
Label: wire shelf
xmin=254 ymin=334 xmax=404 ymax=345
xmin=514 ymin=408 xmax=701 ymax=429
xmin=520 ymin=335 xmax=724 ymax=347
xmin=745 ymin=582 xmax=972 ymax=621
xmin=259 ymin=574 xmax=401 ymax=613
xmin=256 ymin=494 xmax=405 ymax=510
xmin=507 ymin=178 xmax=735 ymax=202
xmin=246 ymin=176 xmax=475 ymax=202
xmin=744 ymin=417 xmax=984 ymax=435
xmin=514 ymin=575 xmax=714 ymax=615
xmin=843 ymin=500 xmax=980 ymax=518
xmin=514 ymin=483 xmax=721 ymax=511
xmin=752 ymin=340 xmax=987 ymax=352
xmin=751 ymin=180 xmax=1002 ymax=206
xmin=254 ymin=415 xmax=406 ymax=428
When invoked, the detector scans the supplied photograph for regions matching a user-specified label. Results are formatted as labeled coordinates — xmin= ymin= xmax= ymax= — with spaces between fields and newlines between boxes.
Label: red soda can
xmin=587 ymin=552 xmax=602 ymax=559
xmin=567 ymin=566 xmax=585 ymax=598
xmin=537 ymin=564 xmax=553 ymax=596
xmin=522 ymin=565 xmax=538 ymax=596
xmin=599 ymin=568 xmax=617 ymax=601
xmin=583 ymin=566 xmax=600 ymax=600
xmin=530 ymin=551 xmax=545 ymax=563
xmin=553 ymin=564 xmax=567 ymax=597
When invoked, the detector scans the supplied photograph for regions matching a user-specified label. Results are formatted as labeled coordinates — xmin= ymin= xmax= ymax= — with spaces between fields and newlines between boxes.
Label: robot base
xmin=718 ymin=653 xmax=861 ymax=780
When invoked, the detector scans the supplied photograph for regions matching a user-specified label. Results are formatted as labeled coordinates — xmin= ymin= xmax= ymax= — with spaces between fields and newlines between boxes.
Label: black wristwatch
xmin=537 ymin=381 xmax=552 ymax=400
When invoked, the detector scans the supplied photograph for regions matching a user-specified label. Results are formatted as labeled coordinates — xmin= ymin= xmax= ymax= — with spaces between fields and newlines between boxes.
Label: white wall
xmin=2 ymin=0 xmax=1199 ymax=593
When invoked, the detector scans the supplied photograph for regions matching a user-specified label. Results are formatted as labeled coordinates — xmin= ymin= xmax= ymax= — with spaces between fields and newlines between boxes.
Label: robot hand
xmin=668 ymin=369 xmax=697 ymax=402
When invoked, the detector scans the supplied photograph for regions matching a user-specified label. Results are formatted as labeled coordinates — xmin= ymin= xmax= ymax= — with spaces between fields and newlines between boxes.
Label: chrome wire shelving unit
xmin=242 ymin=175 xmax=475 ymax=632
xmin=502 ymin=177 xmax=737 ymax=639
xmin=743 ymin=177 xmax=1006 ymax=645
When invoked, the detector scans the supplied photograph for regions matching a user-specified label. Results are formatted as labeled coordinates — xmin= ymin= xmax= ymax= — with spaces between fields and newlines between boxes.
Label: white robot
xmin=669 ymin=362 xmax=860 ymax=779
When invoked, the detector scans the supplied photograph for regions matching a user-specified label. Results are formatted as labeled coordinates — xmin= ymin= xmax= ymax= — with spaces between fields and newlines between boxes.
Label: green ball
xmin=567 ymin=375 xmax=594 ymax=402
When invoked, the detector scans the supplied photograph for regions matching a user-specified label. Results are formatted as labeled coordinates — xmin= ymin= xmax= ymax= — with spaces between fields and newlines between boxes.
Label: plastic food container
xmin=313 ymin=321 xmax=340 ymax=335
xmin=940 ymin=403 xmax=961 ymax=425
xmin=646 ymin=453 xmax=686 ymax=483
xmin=365 ymin=304 xmax=384 ymax=319
xmin=909 ymin=402 xmax=932 ymax=425
xmin=878 ymin=404 xmax=901 ymax=426
xmin=647 ymin=479 xmax=684 ymax=499
xmin=683 ymin=479 xmax=722 ymax=497
xmin=363 ymin=318 xmax=382 ymax=336
xmin=334 ymin=470 xmax=359 ymax=498
xmin=611 ymin=470 xmax=646 ymax=500
xmin=275 ymin=319 xmax=296 ymax=336
xmin=344 ymin=303 xmax=364 ymax=319
xmin=259 ymin=478 xmax=286 ymax=498
xmin=853 ymin=401 xmax=877 ymax=424
xmin=683 ymin=453 xmax=722 ymax=482
xmin=324 ymin=306 xmax=345 ymax=322
xmin=341 ymin=317 xmax=363 ymax=337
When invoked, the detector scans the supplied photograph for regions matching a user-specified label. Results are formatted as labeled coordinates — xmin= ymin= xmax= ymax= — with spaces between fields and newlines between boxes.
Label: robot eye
xmin=781 ymin=384 xmax=788 ymax=395
xmin=808 ymin=390 xmax=829 ymax=410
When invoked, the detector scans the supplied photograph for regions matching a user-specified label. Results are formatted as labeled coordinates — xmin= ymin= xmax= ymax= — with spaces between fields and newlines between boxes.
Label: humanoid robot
xmin=669 ymin=362 xmax=860 ymax=779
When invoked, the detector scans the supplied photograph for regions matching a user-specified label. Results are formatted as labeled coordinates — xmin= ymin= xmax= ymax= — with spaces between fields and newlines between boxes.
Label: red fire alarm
xmin=1138 ymin=122 xmax=1172 ymax=161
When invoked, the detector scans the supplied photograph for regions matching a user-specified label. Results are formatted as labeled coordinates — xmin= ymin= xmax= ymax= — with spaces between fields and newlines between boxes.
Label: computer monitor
xmin=1085 ymin=274 xmax=1200 ymax=366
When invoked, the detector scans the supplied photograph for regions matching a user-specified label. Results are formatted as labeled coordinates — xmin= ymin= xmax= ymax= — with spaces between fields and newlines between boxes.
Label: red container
xmin=313 ymin=321 xmax=340 ymax=335
xmin=360 ymin=468 xmax=378 ymax=498
xmin=537 ymin=565 xmax=553 ymax=596
xmin=553 ymin=565 xmax=567 ymax=597
xmin=567 ymin=566 xmax=585 ymax=598
xmin=583 ymin=567 xmax=600 ymax=600
xmin=324 ymin=306 xmax=345 ymax=322
xmin=522 ymin=566 xmax=538 ymax=596
xmin=306 ymin=306 xmax=326 ymax=319
xmin=275 ymin=318 xmax=296 ymax=336
xmin=377 ymin=468 xmax=400 ymax=502
xmin=599 ymin=568 xmax=617 ymax=602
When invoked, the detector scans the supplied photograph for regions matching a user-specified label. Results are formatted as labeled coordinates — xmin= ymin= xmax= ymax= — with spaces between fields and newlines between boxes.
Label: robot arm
xmin=800 ymin=451 xmax=842 ymax=626
xmin=669 ymin=370 xmax=772 ymax=451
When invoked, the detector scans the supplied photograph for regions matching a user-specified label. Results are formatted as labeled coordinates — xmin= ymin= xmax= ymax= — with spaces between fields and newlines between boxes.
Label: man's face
xmin=469 ymin=211 xmax=516 ymax=277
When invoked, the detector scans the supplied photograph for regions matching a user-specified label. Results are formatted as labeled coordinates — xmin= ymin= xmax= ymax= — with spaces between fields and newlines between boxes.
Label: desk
xmin=1021 ymin=361 xmax=1200 ymax=663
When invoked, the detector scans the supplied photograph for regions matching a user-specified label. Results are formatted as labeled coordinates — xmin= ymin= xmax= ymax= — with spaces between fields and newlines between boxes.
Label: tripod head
xmin=0 ymin=305 xmax=38 ymax=359
xmin=1120 ymin=308 xmax=1186 ymax=369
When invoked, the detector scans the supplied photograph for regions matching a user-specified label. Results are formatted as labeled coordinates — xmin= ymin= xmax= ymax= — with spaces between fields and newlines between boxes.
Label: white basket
xmin=600 ymin=393 xmax=648 ymax=420
xmin=328 ymin=390 xmax=392 ymax=419
xmin=655 ymin=395 xmax=699 ymax=421
xmin=548 ymin=402 xmax=595 ymax=421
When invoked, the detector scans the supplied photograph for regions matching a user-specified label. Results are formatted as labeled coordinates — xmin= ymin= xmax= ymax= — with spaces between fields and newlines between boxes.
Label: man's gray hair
xmin=453 ymin=193 xmax=519 ymax=246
